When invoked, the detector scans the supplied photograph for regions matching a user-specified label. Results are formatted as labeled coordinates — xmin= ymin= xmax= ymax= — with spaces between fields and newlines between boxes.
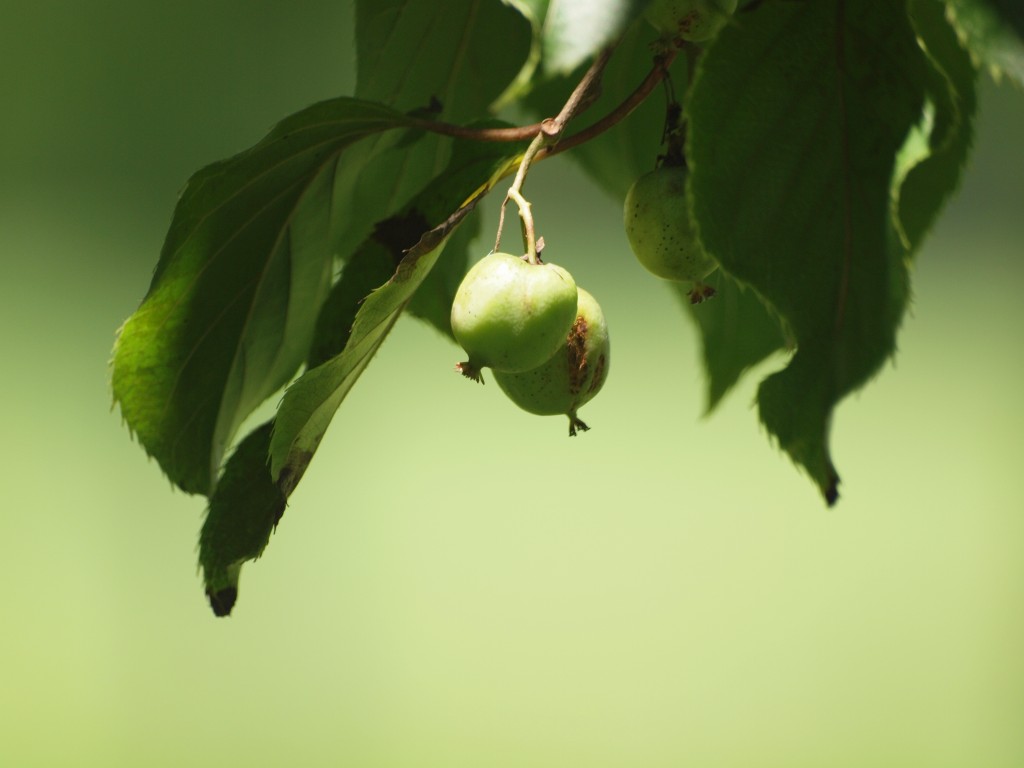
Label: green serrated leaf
xmin=307 ymin=233 xmax=406 ymax=370
xmin=311 ymin=129 xmax=521 ymax=365
xmin=897 ymin=0 xmax=978 ymax=253
xmin=678 ymin=272 xmax=790 ymax=413
xmin=946 ymin=0 xmax=1024 ymax=85
xmin=270 ymin=202 xmax=473 ymax=492
xmin=271 ymin=128 xmax=521 ymax=491
xmin=405 ymin=210 xmax=479 ymax=337
xmin=111 ymin=98 xmax=412 ymax=495
xmin=687 ymin=0 xmax=932 ymax=504
xmin=199 ymin=421 xmax=286 ymax=617
xmin=198 ymin=132 xmax=516 ymax=618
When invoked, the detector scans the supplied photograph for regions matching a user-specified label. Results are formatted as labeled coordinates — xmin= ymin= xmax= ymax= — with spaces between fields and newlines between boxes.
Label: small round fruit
xmin=494 ymin=288 xmax=610 ymax=436
xmin=451 ymin=252 xmax=578 ymax=381
xmin=624 ymin=165 xmax=718 ymax=301
xmin=644 ymin=0 xmax=738 ymax=42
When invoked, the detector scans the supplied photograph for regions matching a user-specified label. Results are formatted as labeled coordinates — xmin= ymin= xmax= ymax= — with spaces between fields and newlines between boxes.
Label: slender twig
xmin=408 ymin=119 xmax=544 ymax=143
xmin=495 ymin=132 xmax=547 ymax=261
xmin=416 ymin=45 xmax=680 ymax=263
xmin=544 ymin=47 xmax=678 ymax=158
xmin=411 ymin=46 xmax=678 ymax=163
xmin=493 ymin=48 xmax=616 ymax=262
xmin=547 ymin=47 xmax=615 ymax=137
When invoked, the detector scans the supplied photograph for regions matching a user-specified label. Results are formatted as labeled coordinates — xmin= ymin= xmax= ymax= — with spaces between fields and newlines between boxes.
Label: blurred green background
xmin=2 ymin=2 xmax=1023 ymax=766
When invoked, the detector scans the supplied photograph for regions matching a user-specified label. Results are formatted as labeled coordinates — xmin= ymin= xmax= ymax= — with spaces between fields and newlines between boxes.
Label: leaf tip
xmin=823 ymin=467 xmax=841 ymax=507
xmin=206 ymin=585 xmax=238 ymax=617
xmin=202 ymin=562 xmax=242 ymax=617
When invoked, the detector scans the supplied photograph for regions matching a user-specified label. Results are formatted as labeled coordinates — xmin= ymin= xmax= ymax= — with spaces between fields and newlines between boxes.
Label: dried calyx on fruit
xmin=624 ymin=162 xmax=718 ymax=303
xmin=451 ymin=251 xmax=579 ymax=382
xmin=494 ymin=288 xmax=610 ymax=436
xmin=644 ymin=0 xmax=738 ymax=42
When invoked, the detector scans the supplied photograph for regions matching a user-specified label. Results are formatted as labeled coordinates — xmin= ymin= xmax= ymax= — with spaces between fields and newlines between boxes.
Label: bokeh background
xmin=2 ymin=2 xmax=1023 ymax=766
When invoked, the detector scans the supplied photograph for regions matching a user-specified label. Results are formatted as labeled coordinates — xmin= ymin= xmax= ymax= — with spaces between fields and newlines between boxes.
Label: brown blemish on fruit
xmin=565 ymin=316 xmax=589 ymax=396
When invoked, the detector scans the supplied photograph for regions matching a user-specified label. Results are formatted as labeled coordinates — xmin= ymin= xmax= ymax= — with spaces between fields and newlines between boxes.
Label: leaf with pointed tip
xmin=111 ymin=98 xmax=413 ymax=495
xmin=199 ymin=421 xmax=285 ymax=617
xmin=946 ymin=0 xmax=1024 ymax=85
xmin=687 ymin=0 xmax=933 ymax=504
xmin=270 ymin=142 xmax=521 ymax=492
xmin=678 ymin=272 xmax=790 ymax=413
xmin=270 ymin=205 xmax=471 ymax=493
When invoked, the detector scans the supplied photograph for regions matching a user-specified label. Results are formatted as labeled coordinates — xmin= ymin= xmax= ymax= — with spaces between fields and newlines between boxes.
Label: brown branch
xmin=418 ymin=44 xmax=681 ymax=262
xmin=544 ymin=47 xmax=678 ymax=158
xmin=410 ymin=45 xmax=677 ymax=160
xmin=408 ymin=119 xmax=543 ymax=143
xmin=407 ymin=48 xmax=613 ymax=144
xmin=495 ymin=48 xmax=615 ymax=262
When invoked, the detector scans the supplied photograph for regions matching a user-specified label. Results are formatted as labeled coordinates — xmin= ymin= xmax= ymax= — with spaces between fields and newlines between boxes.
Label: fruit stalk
xmin=494 ymin=48 xmax=615 ymax=263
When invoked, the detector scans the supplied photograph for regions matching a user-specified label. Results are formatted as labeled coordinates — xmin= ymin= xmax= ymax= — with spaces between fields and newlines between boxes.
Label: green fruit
xmin=451 ymin=252 xmax=578 ymax=381
xmin=624 ymin=165 xmax=718 ymax=301
xmin=644 ymin=0 xmax=737 ymax=42
xmin=494 ymin=288 xmax=610 ymax=436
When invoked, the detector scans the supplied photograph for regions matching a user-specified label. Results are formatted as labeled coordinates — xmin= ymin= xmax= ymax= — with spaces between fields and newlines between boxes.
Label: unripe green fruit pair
xmin=624 ymin=164 xmax=718 ymax=301
xmin=451 ymin=252 xmax=578 ymax=382
xmin=494 ymin=288 xmax=610 ymax=436
xmin=644 ymin=0 xmax=738 ymax=42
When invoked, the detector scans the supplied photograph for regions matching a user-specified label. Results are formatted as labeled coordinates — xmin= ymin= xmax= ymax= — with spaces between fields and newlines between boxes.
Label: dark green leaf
xmin=271 ymin=136 xmax=521 ymax=490
xmin=310 ymin=130 xmax=521 ymax=366
xmin=205 ymin=138 xmax=515 ymax=613
xmin=687 ymin=0 xmax=932 ymax=504
xmin=328 ymin=1 xmax=532 ymax=264
xmin=947 ymin=0 xmax=1024 ymax=85
xmin=307 ymin=221 xmax=419 ymax=369
xmin=356 ymin=1 xmax=529 ymax=119
xmin=199 ymin=422 xmax=286 ymax=617
xmin=111 ymin=98 xmax=412 ymax=495
xmin=405 ymin=209 xmax=479 ymax=337
xmin=898 ymin=0 xmax=978 ymax=253
xmin=678 ymin=272 xmax=790 ymax=413
xmin=270 ymin=202 xmax=475 ymax=492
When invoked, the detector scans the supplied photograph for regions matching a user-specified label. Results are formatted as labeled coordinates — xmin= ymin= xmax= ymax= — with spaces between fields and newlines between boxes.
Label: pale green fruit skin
xmin=624 ymin=165 xmax=718 ymax=283
xmin=451 ymin=252 xmax=578 ymax=374
xmin=644 ymin=0 xmax=737 ymax=42
xmin=494 ymin=288 xmax=609 ymax=432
